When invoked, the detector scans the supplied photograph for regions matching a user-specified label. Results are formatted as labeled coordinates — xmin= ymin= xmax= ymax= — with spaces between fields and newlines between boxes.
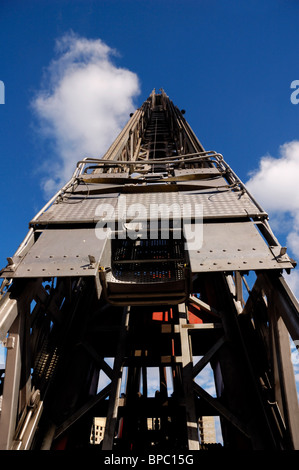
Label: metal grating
xmin=108 ymin=238 xmax=186 ymax=284
xmin=112 ymin=238 xmax=185 ymax=262
xmin=107 ymin=261 xmax=185 ymax=284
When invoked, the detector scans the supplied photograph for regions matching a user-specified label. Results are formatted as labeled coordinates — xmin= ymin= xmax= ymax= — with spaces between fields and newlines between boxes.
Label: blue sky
xmin=1 ymin=0 xmax=299 ymax=278
xmin=1 ymin=0 xmax=299 ymax=276
xmin=1 ymin=0 xmax=299 ymax=443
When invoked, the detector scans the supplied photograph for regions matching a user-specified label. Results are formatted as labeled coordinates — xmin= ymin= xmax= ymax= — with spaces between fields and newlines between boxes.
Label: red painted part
xmin=52 ymin=434 xmax=68 ymax=450
xmin=152 ymin=305 xmax=203 ymax=324
xmin=188 ymin=302 xmax=203 ymax=324
xmin=152 ymin=308 xmax=174 ymax=322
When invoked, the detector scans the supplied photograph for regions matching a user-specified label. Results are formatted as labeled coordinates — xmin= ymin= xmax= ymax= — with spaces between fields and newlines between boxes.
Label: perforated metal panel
xmin=33 ymin=194 xmax=119 ymax=224
xmin=114 ymin=189 xmax=263 ymax=221
xmin=32 ymin=186 xmax=264 ymax=226
xmin=180 ymin=189 xmax=263 ymax=218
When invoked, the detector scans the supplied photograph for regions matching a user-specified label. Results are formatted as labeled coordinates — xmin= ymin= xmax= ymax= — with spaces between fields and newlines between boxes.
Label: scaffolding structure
xmin=0 ymin=89 xmax=299 ymax=450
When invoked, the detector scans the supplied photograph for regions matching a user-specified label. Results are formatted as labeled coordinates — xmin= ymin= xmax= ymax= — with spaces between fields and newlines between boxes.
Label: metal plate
xmin=81 ymin=172 xmax=129 ymax=179
xmin=174 ymin=168 xmax=222 ymax=177
xmin=185 ymin=221 xmax=293 ymax=272
xmin=114 ymin=190 xmax=263 ymax=221
xmin=9 ymin=228 xmax=110 ymax=278
xmin=174 ymin=167 xmax=229 ymax=188
xmin=114 ymin=192 xmax=183 ymax=221
xmin=33 ymin=194 xmax=119 ymax=224
xmin=174 ymin=168 xmax=229 ymax=188
xmin=180 ymin=189 xmax=263 ymax=218
xmin=33 ymin=188 xmax=264 ymax=225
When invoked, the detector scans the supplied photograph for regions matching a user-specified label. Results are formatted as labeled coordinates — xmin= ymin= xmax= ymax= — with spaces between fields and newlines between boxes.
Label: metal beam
xmin=102 ymin=307 xmax=130 ymax=450
xmin=269 ymin=287 xmax=299 ymax=449
xmin=178 ymin=303 xmax=200 ymax=450
xmin=0 ymin=313 xmax=23 ymax=449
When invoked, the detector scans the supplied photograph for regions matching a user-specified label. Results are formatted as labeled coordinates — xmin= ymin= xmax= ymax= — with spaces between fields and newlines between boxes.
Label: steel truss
xmin=0 ymin=89 xmax=299 ymax=450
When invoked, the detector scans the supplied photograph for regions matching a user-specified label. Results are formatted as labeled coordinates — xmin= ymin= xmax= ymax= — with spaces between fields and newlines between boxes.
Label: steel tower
xmin=1 ymin=89 xmax=299 ymax=450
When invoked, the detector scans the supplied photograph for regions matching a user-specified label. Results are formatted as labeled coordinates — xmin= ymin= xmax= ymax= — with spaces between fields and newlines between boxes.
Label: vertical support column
xmin=159 ymin=366 xmax=168 ymax=402
xmin=130 ymin=131 xmax=134 ymax=161
xmin=270 ymin=290 xmax=299 ymax=449
xmin=102 ymin=307 xmax=130 ymax=450
xmin=178 ymin=303 xmax=199 ymax=450
xmin=0 ymin=294 xmax=18 ymax=343
xmin=0 ymin=312 xmax=23 ymax=449
xmin=142 ymin=363 xmax=147 ymax=397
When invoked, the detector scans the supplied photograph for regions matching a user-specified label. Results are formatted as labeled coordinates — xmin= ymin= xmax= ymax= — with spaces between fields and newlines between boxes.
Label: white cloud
xmin=246 ymin=141 xmax=299 ymax=213
xmin=31 ymin=31 xmax=140 ymax=198
xmin=246 ymin=141 xmax=299 ymax=298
